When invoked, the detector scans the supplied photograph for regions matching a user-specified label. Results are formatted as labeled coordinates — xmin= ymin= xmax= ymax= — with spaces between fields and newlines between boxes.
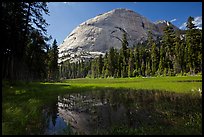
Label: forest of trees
xmin=2 ymin=2 xmax=59 ymax=82
xmin=59 ymin=17 xmax=202 ymax=79
xmin=2 ymin=2 xmax=202 ymax=81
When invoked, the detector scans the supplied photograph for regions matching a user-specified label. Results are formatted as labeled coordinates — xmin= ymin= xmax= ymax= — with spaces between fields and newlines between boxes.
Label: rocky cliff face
xmin=59 ymin=8 xmax=178 ymax=63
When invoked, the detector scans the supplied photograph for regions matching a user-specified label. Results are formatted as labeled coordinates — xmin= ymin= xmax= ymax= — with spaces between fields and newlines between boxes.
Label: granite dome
xmin=58 ymin=8 xmax=178 ymax=63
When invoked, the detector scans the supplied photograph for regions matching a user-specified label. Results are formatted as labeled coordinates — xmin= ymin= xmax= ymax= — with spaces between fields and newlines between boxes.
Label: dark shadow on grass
xmin=173 ymin=80 xmax=202 ymax=82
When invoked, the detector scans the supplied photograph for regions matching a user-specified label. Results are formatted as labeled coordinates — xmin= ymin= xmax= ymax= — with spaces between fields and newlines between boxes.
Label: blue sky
xmin=43 ymin=2 xmax=202 ymax=45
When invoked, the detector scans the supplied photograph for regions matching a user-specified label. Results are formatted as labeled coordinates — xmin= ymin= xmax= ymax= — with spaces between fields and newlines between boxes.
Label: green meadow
xmin=64 ymin=76 xmax=202 ymax=93
xmin=2 ymin=76 xmax=202 ymax=135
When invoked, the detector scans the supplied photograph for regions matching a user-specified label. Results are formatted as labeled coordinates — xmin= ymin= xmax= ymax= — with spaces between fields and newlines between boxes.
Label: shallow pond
xmin=42 ymin=89 xmax=202 ymax=135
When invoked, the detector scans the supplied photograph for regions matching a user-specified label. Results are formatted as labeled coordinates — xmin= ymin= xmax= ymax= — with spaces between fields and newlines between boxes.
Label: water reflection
xmin=43 ymin=89 xmax=202 ymax=135
xmin=44 ymin=115 xmax=67 ymax=135
xmin=42 ymin=100 xmax=73 ymax=135
xmin=52 ymin=90 xmax=159 ymax=134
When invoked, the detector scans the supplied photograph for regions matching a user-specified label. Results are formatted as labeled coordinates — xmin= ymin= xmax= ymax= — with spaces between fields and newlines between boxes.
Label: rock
xmin=58 ymin=8 xmax=179 ymax=63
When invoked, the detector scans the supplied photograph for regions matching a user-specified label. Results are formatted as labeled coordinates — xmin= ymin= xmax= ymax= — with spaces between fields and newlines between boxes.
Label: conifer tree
xmin=128 ymin=49 xmax=134 ymax=77
xmin=121 ymin=33 xmax=128 ymax=77
xmin=158 ymin=45 xmax=165 ymax=75
xmin=133 ymin=47 xmax=140 ymax=76
xmin=162 ymin=25 xmax=176 ymax=72
xmin=186 ymin=16 xmax=202 ymax=74
xmin=151 ymin=42 xmax=157 ymax=76
xmin=98 ymin=54 xmax=103 ymax=77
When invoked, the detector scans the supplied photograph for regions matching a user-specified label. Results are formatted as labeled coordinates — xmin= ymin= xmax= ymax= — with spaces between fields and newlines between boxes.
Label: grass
xmin=64 ymin=76 xmax=202 ymax=93
xmin=2 ymin=75 xmax=202 ymax=135
xmin=2 ymin=82 xmax=71 ymax=135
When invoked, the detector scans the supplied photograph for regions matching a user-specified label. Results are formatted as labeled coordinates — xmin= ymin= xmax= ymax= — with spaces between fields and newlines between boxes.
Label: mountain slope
xmin=58 ymin=8 xmax=178 ymax=63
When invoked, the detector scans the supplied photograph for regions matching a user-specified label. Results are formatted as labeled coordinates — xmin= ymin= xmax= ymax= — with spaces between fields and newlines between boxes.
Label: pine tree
xmin=186 ymin=16 xmax=202 ymax=74
xmin=117 ymin=53 xmax=123 ymax=78
xmin=107 ymin=47 xmax=116 ymax=77
xmin=141 ymin=61 xmax=146 ymax=76
xmin=128 ymin=49 xmax=134 ymax=77
xmin=121 ymin=33 xmax=128 ymax=77
xmin=91 ymin=59 xmax=98 ymax=78
xmin=2 ymin=2 xmax=49 ymax=81
xmin=173 ymin=36 xmax=182 ymax=74
xmin=47 ymin=39 xmax=59 ymax=80
xmin=98 ymin=54 xmax=103 ymax=77
xmin=52 ymin=39 xmax=59 ymax=79
xmin=145 ymin=60 xmax=151 ymax=77
xmin=158 ymin=45 xmax=165 ymax=75
xmin=151 ymin=42 xmax=157 ymax=76
xmin=180 ymin=42 xmax=186 ymax=75
xmin=26 ymin=30 xmax=49 ymax=80
xmin=162 ymin=25 xmax=176 ymax=73
xmin=133 ymin=47 xmax=140 ymax=77
xmin=139 ymin=47 xmax=146 ymax=76
xmin=186 ymin=16 xmax=196 ymax=29
xmin=103 ymin=52 xmax=108 ymax=78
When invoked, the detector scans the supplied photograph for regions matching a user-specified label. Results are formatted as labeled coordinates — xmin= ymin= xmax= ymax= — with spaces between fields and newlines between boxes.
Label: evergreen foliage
xmin=2 ymin=2 xmax=59 ymax=81
xmin=59 ymin=17 xmax=202 ymax=79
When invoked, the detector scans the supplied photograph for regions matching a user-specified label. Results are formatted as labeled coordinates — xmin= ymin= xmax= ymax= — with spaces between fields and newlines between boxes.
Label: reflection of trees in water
xmin=51 ymin=101 xmax=58 ymax=127
xmin=44 ymin=89 xmax=202 ymax=134
xmin=42 ymin=98 xmax=65 ymax=135
xmin=45 ymin=99 xmax=58 ymax=126
xmin=57 ymin=90 xmax=144 ymax=134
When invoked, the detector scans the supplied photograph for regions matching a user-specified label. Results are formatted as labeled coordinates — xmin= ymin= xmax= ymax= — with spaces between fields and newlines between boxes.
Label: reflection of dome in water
xmin=57 ymin=93 xmax=108 ymax=134
xmin=56 ymin=92 xmax=128 ymax=134
xmin=43 ymin=89 xmax=201 ymax=135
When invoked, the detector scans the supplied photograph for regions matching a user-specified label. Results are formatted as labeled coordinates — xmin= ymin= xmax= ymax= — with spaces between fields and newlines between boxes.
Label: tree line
xmin=59 ymin=17 xmax=202 ymax=79
xmin=2 ymin=2 xmax=201 ymax=82
xmin=2 ymin=2 xmax=59 ymax=82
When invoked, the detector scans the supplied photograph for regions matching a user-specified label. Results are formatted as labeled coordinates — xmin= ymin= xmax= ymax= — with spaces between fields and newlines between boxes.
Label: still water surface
xmin=42 ymin=89 xmax=201 ymax=135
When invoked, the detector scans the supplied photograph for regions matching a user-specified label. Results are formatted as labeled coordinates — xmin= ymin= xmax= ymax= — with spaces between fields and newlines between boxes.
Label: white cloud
xmin=63 ymin=2 xmax=75 ymax=5
xmin=179 ymin=16 xmax=202 ymax=30
xmin=170 ymin=18 xmax=177 ymax=23
xmin=179 ymin=22 xmax=187 ymax=30
xmin=49 ymin=2 xmax=75 ymax=7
